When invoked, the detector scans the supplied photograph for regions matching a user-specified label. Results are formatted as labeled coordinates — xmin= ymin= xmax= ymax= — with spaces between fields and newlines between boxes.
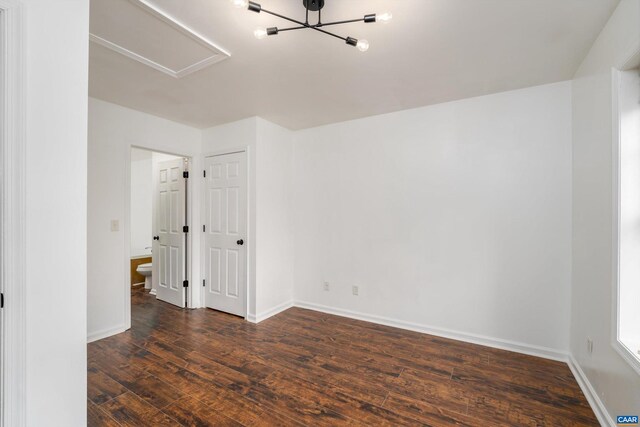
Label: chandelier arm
xmin=261 ymin=8 xmax=307 ymax=27
xmin=316 ymin=18 xmax=365 ymax=27
xmin=277 ymin=26 xmax=307 ymax=32
xmin=261 ymin=8 xmax=348 ymax=41
xmin=312 ymin=26 xmax=347 ymax=42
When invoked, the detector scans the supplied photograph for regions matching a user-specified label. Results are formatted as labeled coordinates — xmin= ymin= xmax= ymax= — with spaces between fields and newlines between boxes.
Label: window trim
xmin=611 ymin=64 xmax=640 ymax=377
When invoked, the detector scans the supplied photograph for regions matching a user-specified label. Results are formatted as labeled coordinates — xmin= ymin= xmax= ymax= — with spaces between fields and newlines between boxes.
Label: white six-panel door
xmin=203 ymin=152 xmax=247 ymax=317
xmin=155 ymin=158 xmax=187 ymax=308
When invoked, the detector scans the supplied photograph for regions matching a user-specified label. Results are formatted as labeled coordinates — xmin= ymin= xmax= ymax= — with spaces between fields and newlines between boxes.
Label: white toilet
xmin=136 ymin=262 xmax=154 ymax=294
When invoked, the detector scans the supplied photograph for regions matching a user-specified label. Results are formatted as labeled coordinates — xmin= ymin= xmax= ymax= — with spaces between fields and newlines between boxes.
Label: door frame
xmin=200 ymin=148 xmax=252 ymax=319
xmin=0 ymin=0 xmax=25 ymax=425
xmin=124 ymin=147 xmax=195 ymax=328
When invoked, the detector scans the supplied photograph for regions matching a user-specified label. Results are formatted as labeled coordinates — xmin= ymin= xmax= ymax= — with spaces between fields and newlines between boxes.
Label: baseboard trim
xmin=87 ymin=324 xmax=128 ymax=343
xmin=248 ymin=300 xmax=294 ymax=324
xmin=294 ymin=301 xmax=568 ymax=362
xmin=567 ymin=355 xmax=614 ymax=427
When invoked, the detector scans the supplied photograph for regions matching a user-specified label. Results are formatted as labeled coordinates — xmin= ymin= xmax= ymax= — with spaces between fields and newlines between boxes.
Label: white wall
xmin=24 ymin=0 xmax=89 ymax=425
xmin=619 ymin=69 xmax=640 ymax=350
xmin=88 ymin=98 xmax=202 ymax=341
xmin=571 ymin=0 xmax=640 ymax=422
xmin=293 ymin=81 xmax=573 ymax=355
xmin=130 ymin=150 xmax=152 ymax=258
xmin=201 ymin=117 xmax=295 ymax=321
xmin=202 ymin=117 xmax=259 ymax=317
xmin=255 ymin=118 xmax=295 ymax=317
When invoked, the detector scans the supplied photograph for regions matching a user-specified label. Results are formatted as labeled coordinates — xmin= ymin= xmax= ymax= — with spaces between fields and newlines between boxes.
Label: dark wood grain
xmin=87 ymin=400 xmax=121 ymax=427
xmin=88 ymin=287 xmax=597 ymax=426
xmin=162 ymin=396 xmax=243 ymax=427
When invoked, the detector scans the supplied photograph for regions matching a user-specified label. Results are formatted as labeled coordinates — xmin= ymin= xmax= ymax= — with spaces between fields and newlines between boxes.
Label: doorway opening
xmin=129 ymin=147 xmax=191 ymax=309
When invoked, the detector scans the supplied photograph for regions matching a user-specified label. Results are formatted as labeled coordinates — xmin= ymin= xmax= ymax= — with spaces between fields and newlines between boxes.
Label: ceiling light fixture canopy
xmin=234 ymin=0 xmax=391 ymax=52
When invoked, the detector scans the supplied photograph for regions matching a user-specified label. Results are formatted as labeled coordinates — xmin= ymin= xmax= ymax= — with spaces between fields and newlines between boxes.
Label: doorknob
xmin=153 ymin=236 xmax=159 ymax=241
xmin=237 ymin=239 xmax=244 ymax=246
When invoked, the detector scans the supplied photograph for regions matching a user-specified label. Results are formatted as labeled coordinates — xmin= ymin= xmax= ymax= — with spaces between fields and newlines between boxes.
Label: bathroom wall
xmin=130 ymin=148 xmax=153 ymax=257
xmin=130 ymin=257 xmax=152 ymax=286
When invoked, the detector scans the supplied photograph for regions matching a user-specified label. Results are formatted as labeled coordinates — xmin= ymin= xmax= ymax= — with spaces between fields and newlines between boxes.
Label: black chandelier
xmin=232 ymin=0 xmax=392 ymax=52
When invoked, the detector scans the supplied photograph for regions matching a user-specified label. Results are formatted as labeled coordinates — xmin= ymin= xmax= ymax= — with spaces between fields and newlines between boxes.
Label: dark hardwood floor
xmin=88 ymin=287 xmax=598 ymax=426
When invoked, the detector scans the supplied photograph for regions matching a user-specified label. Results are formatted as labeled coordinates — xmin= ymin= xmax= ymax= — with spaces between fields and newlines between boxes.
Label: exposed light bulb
xmin=356 ymin=39 xmax=369 ymax=52
xmin=377 ymin=12 xmax=392 ymax=23
xmin=254 ymin=28 xmax=268 ymax=39
xmin=231 ymin=0 xmax=248 ymax=8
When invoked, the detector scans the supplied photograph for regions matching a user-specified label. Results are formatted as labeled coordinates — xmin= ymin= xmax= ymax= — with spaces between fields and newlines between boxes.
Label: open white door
xmin=154 ymin=158 xmax=187 ymax=308
xmin=203 ymin=152 xmax=247 ymax=317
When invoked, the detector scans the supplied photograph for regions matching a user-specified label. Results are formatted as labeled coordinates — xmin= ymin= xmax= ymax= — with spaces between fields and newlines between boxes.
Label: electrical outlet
xmin=352 ymin=285 xmax=359 ymax=296
xmin=323 ymin=281 xmax=330 ymax=291
xmin=110 ymin=219 xmax=120 ymax=232
xmin=587 ymin=337 xmax=593 ymax=355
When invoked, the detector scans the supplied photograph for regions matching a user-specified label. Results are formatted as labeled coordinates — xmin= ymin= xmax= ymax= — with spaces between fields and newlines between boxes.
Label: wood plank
xmin=115 ymin=373 xmax=185 ymax=410
xmin=87 ymin=287 xmax=598 ymax=427
xmin=88 ymin=400 xmax=122 ymax=427
xmin=161 ymin=396 xmax=242 ymax=427
xmin=87 ymin=363 xmax=129 ymax=405
xmin=382 ymin=393 xmax=486 ymax=427
xmin=260 ymin=370 xmax=424 ymax=426
xmin=100 ymin=392 xmax=164 ymax=427
xmin=244 ymin=380 xmax=361 ymax=426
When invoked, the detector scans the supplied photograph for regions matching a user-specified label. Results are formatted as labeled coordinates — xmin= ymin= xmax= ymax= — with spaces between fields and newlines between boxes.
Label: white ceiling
xmin=90 ymin=0 xmax=230 ymax=78
xmin=89 ymin=0 xmax=619 ymax=130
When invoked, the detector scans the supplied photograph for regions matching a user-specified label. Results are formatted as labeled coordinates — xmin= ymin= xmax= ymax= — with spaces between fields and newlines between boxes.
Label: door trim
xmin=200 ymin=148 xmax=251 ymax=319
xmin=0 ymin=1 xmax=26 ymax=425
xmin=124 ymin=147 xmax=194 ymax=329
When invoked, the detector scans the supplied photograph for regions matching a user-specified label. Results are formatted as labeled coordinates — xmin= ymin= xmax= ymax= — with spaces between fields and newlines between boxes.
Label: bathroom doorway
xmin=130 ymin=148 xmax=190 ymax=308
